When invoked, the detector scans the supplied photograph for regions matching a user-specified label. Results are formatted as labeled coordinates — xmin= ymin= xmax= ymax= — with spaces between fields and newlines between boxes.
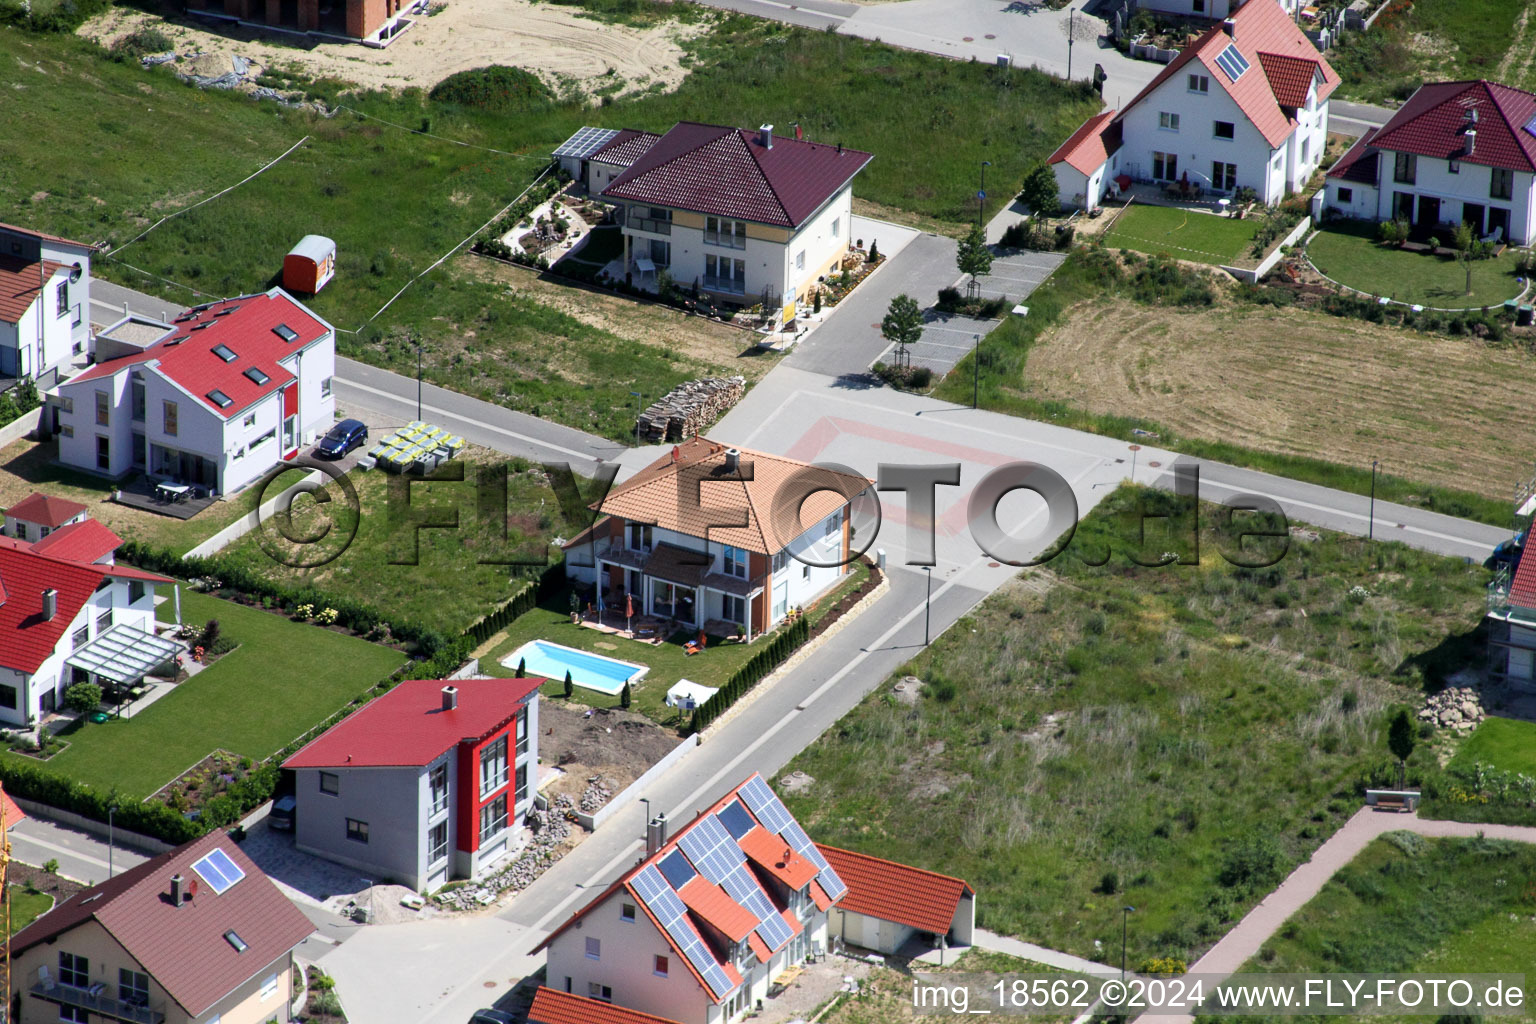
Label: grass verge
xmin=1100 ymin=205 xmax=1259 ymax=266
xmin=1449 ymin=716 xmax=1536 ymax=776
xmin=1307 ymin=222 xmax=1528 ymax=309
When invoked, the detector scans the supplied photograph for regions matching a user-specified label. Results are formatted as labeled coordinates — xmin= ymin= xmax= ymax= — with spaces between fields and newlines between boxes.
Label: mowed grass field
xmin=1238 ymin=834 xmax=1536 ymax=1024
xmin=781 ymin=487 xmax=1490 ymax=965
xmin=3 ymin=21 xmax=1095 ymax=438
xmin=1328 ymin=0 xmax=1536 ymax=103
xmin=1100 ymin=204 xmax=1260 ymax=266
xmin=0 ymin=592 xmax=405 ymax=798
xmin=1307 ymin=223 xmax=1528 ymax=308
xmin=1021 ymin=295 xmax=1536 ymax=501
xmin=1450 ymin=716 xmax=1536 ymax=776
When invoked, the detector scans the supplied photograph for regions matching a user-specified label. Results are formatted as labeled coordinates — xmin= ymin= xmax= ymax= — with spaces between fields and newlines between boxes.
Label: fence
xmin=576 ymin=735 xmax=700 ymax=831
xmin=688 ymin=617 xmax=810 ymax=733
xmin=183 ymin=468 xmax=322 ymax=558
xmin=0 ymin=406 xmax=42 ymax=450
xmin=1220 ymin=215 xmax=1312 ymax=283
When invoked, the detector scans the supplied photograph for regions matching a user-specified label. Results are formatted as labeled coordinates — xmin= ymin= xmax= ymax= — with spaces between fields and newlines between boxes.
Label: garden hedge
xmin=688 ymin=616 xmax=810 ymax=733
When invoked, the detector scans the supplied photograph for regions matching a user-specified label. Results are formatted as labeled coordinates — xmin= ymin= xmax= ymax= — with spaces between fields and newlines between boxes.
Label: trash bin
xmin=1519 ymin=305 xmax=1534 ymax=327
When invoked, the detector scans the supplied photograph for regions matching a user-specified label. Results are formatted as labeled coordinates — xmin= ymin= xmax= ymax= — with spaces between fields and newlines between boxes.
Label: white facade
xmin=545 ymin=891 xmax=830 ymax=1024
xmin=1138 ymin=0 xmax=1300 ymax=18
xmin=0 ymin=577 xmax=158 ymax=726
xmin=0 ymin=224 xmax=93 ymax=387
xmin=4 ymin=507 xmax=86 ymax=543
xmin=1324 ymin=154 xmax=1535 ymax=245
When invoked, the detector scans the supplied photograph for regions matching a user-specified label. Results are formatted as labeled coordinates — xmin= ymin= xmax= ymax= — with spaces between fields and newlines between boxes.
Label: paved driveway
xmin=970 ymin=248 xmax=1067 ymax=303
xmin=884 ymin=310 xmax=997 ymax=377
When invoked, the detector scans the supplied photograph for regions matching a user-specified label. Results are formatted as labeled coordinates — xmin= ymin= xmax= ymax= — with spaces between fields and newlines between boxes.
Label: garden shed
xmin=283 ymin=234 xmax=336 ymax=294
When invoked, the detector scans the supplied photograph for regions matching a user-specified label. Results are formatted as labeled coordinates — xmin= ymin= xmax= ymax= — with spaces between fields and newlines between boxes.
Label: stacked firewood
xmin=636 ymin=376 xmax=747 ymax=443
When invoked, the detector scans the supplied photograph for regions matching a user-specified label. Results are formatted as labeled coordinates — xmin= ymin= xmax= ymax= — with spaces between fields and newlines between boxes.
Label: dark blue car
xmin=316 ymin=418 xmax=368 ymax=458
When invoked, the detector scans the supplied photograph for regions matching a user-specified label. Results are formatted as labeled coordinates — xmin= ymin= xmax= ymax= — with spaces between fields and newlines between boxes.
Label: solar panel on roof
xmin=718 ymin=799 xmax=756 ymax=839
xmin=739 ymin=777 xmax=793 ymax=833
xmin=212 ymin=344 xmax=237 ymax=362
xmin=553 ymin=126 xmax=622 ymax=160
xmin=192 ymin=847 xmax=246 ymax=894
xmin=721 ymin=864 xmax=794 ymax=949
xmin=818 ymin=867 xmax=849 ymax=903
xmin=1214 ymin=44 xmax=1250 ymax=82
xmin=659 ymin=848 xmax=697 ymax=889
xmin=679 ymin=815 xmax=743 ymax=884
xmin=272 ymin=324 xmax=299 ymax=343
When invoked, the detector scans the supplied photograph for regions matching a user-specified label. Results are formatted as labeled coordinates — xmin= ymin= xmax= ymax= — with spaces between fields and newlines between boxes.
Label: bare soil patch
xmin=537 ymin=701 xmax=679 ymax=806
xmin=1024 ymin=299 xmax=1536 ymax=499
xmin=80 ymin=0 xmax=704 ymax=97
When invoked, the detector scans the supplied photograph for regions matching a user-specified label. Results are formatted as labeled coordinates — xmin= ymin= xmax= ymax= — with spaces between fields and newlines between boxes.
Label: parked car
xmin=315 ymin=418 xmax=368 ymax=458
xmin=1487 ymin=529 xmax=1526 ymax=571
xmin=469 ymin=1011 xmax=515 ymax=1024
xmin=268 ymin=794 xmax=297 ymax=831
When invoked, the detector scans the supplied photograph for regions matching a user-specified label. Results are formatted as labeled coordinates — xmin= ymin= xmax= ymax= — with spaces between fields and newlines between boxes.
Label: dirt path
xmin=1497 ymin=3 xmax=1536 ymax=89
xmin=80 ymin=0 xmax=704 ymax=97
xmin=1024 ymin=299 xmax=1536 ymax=499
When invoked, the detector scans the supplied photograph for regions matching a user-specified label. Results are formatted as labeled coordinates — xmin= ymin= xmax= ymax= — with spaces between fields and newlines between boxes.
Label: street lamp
xmin=1067 ymin=8 xmax=1077 ymax=82
xmin=1369 ymin=459 xmax=1380 ymax=540
xmin=923 ymin=565 xmax=933 ymax=646
xmin=979 ymin=161 xmax=992 ymax=226
xmin=1121 ymin=906 xmax=1135 ymax=980
xmin=416 ymin=337 xmax=424 ymax=421
xmin=629 ymin=391 xmax=644 ymax=447
xmin=108 ymin=803 xmax=117 ymax=879
xmin=972 ymin=334 xmax=981 ymax=409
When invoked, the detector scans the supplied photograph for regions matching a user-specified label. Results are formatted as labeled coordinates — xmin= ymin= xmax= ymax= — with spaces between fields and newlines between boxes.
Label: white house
xmin=0 ymin=221 xmax=94 ymax=388
xmin=53 ymin=287 xmax=335 ymax=496
xmin=561 ymin=436 xmax=872 ymax=640
xmin=594 ymin=122 xmax=873 ymax=325
xmin=282 ymin=677 xmax=543 ymax=893
xmin=0 ymin=535 xmax=171 ymax=725
xmin=816 ymin=844 xmax=975 ymax=955
xmin=1050 ymin=0 xmax=1338 ymax=210
xmin=537 ymin=773 xmax=849 ymax=1024
xmin=1137 ymin=0 xmax=1300 ymax=21
xmin=1323 ymin=80 xmax=1536 ymax=245
xmin=3 ymin=491 xmax=88 ymax=544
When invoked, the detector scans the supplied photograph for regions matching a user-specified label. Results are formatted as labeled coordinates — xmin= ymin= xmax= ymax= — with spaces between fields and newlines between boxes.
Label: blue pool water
xmin=501 ymin=640 xmax=646 ymax=696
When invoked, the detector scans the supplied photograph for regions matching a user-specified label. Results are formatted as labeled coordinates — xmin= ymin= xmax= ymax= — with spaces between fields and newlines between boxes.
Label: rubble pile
xmin=1419 ymin=685 xmax=1487 ymax=733
xmin=579 ymin=776 xmax=614 ymax=812
xmin=433 ymin=799 xmax=575 ymax=910
xmin=635 ymin=376 xmax=745 ymax=443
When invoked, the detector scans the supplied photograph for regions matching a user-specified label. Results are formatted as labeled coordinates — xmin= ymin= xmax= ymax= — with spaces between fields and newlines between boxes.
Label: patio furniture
xmin=156 ymin=482 xmax=191 ymax=503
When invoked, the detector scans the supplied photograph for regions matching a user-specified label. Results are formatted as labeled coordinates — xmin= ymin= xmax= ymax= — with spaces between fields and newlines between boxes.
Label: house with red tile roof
xmin=3 ymin=830 xmax=314 ymax=1024
xmin=1137 ymin=0 xmax=1299 ymax=23
xmin=53 ymin=287 xmax=335 ymax=497
xmin=562 ymin=436 xmax=871 ymax=641
xmin=283 ymin=677 xmax=542 ymax=892
xmin=590 ymin=122 xmax=872 ymax=325
xmin=529 ymin=986 xmax=688 ymax=1024
xmin=0 ymin=534 xmax=172 ymax=726
xmin=817 ymin=844 xmax=975 ymax=955
xmin=537 ymin=773 xmax=848 ymax=1024
xmin=0 ymin=221 xmax=95 ymax=388
xmin=1323 ymin=80 xmax=1536 ymax=245
xmin=3 ymin=491 xmax=88 ymax=544
xmin=1049 ymin=0 xmax=1337 ymax=210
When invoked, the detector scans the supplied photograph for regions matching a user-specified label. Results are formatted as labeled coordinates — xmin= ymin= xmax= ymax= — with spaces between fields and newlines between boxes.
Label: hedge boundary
xmin=687 ymin=616 xmax=810 ymax=734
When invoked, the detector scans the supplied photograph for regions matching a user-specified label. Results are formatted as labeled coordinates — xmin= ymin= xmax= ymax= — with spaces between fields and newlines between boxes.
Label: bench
xmin=1374 ymin=794 xmax=1408 ymax=812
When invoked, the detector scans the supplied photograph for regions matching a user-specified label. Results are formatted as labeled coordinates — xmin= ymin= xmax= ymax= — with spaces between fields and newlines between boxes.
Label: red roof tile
xmin=1114 ymin=0 xmax=1339 ymax=149
xmin=0 ymin=545 xmax=104 ymax=674
xmin=529 ymin=987 xmax=687 ymax=1024
xmin=31 ymin=518 xmax=122 ymax=564
xmin=1 ymin=790 xmax=26 ymax=830
xmin=1369 ymin=80 xmax=1536 ymax=173
xmin=739 ymin=825 xmax=820 ymax=889
xmin=1256 ymin=51 xmax=1320 ymax=109
xmin=602 ymin=122 xmax=873 ymax=228
xmin=6 ymin=492 xmax=88 ymax=529
xmin=591 ymin=129 xmax=663 ymax=168
xmin=1047 ymin=110 xmax=1120 ymax=176
xmin=5 ymin=831 xmax=313 ymax=1018
xmin=1508 ymin=545 xmax=1536 ymax=610
xmin=283 ymin=677 xmax=542 ymax=769
xmin=808 ymin=878 xmax=832 ymax=912
xmin=98 ymin=563 xmax=173 ymax=584
xmin=65 ymin=288 xmax=328 ymax=419
xmin=0 ymin=257 xmax=64 ymax=325
xmin=816 ymin=844 xmax=973 ymax=934
xmin=746 ymin=931 xmax=771 ymax=963
xmin=1326 ymin=126 xmax=1382 ymax=184
xmin=679 ymin=875 xmax=760 ymax=941
xmin=0 ymin=221 xmax=92 ymax=249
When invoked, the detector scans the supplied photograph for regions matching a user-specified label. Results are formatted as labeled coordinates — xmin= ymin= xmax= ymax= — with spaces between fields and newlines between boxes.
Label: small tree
xmin=515 ymin=657 xmax=526 ymax=678
xmin=957 ymin=224 xmax=994 ymax=299
xmin=64 ymin=682 xmax=103 ymax=715
xmin=1388 ymin=707 xmax=1416 ymax=789
xmin=867 ymin=238 xmax=880 ymax=263
xmin=1019 ymin=161 xmax=1060 ymax=218
xmin=1451 ymin=220 xmax=1478 ymax=295
xmin=201 ymin=618 xmax=221 ymax=651
xmin=881 ymin=293 xmax=925 ymax=369
xmin=620 ymin=681 xmax=632 ymax=709
xmin=563 ymin=670 xmax=574 ymax=699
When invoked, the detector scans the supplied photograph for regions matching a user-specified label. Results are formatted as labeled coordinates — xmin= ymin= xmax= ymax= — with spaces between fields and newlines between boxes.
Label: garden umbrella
xmin=625 ymin=592 xmax=634 ymax=634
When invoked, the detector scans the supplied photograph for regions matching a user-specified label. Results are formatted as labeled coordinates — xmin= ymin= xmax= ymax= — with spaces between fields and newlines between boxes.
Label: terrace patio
xmin=110 ymin=474 xmax=218 ymax=520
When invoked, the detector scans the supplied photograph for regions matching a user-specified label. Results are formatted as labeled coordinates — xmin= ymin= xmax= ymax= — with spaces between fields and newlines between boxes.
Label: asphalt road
xmin=694 ymin=0 xmax=855 ymax=29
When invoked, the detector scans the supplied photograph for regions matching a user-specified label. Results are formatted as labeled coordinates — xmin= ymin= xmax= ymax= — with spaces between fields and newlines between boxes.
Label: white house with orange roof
xmin=0 ymin=221 xmax=95 ymax=388
xmin=1049 ymin=0 xmax=1338 ymax=211
xmin=537 ymin=774 xmax=848 ymax=1024
xmin=816 ymin=844 xmax=975 ymax=955
xmin=53 ymin=287 xmax=335 ymax=496
xmin=561 ymin=437 xmax=872 ymax=639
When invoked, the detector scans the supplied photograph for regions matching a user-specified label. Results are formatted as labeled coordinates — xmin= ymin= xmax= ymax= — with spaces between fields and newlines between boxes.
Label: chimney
xmin=170 ymin=873 xmax=185 ymax=907
xmin=837 ymin=141 xmax=843 ymax=155
xmin=41 ymin=588 xmax=56 ymax=621
xmin=646 ymin=816 xmax=662 ymax=857
xmin=441 ymin=685 xmax=458 ymax=711
xmin=1465 ymin=128 xmax=1476 ymax=155
xmin=758 ymin=124 xmax=774 ymax=149
xmin=1221 ymin=17 xmax=1235 ymax=36
xmin=655 ymin=811 xmax=668 ymax=848
xmin=724 ymin=448 xmax=741 ymax=473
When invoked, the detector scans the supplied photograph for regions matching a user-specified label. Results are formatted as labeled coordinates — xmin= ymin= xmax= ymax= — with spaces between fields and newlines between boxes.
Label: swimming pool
xmin=501 ymin=640 xmax=647 ymax=696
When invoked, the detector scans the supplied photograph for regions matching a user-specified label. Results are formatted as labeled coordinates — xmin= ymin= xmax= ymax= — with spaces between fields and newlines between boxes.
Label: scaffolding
xmin=1487 ymin=466 xmax=1536 ymax=684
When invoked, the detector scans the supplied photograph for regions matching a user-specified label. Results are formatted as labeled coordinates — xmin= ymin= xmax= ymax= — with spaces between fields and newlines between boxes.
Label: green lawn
xmin=3 ymin=592 xmax=405 ymax=799
xmin=1307 ymin=223 xmax=1527 ymax=309
xmin=1450 ymin=716 xmax=1536 ymax=776
xmin=780 ymin=487 xmax=1489 ymax=966
xmin=213 ymin=452 xmax=566 ymax=634
xmin=6 ymin=887 xmax=54 ymax=937
xmin=482 ymin=559 xmax=871 ymax=727
xmin=1100 ymin=204 xmax=1260 ymax=265
xmin=1238 ymin=834 xmax=1536 ymax=1024
xmin=561 ymin=225 xmax=625 ymax=269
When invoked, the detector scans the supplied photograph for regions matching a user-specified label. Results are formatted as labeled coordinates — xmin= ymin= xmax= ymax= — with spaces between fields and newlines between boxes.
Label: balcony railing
xmin=702 ymin=275 xmax=746 ymax=295
xmin=31 ymin=975 xmax=165 ymax=1024
xmin=630 ymin=216 xmax=672 ymax=235
xmin=704 ymin=230 xmax=746 ymax=250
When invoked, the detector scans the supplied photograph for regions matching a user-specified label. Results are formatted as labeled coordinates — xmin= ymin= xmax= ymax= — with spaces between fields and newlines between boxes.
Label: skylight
xmin=193 ymin=848 xmax=246 ymax=894
xmin=272 ymin=324 xmax=299 ymax=343
xmin=212 ymin=344 xmax=237 ymax=363
xmin=243 ymin=367 xmax=270 ymax=385
xmin=1525 ymin=113 xmax=1536 ymax=138
xmin=207 ymin=390 xmax=233 ymax=409
xmin=224 ymin=930 xmax=248 ymax=953
xmin=189 ymin=321 xmax=214 ymax=332
xmin=214 ymin=305 xmax=241 ymax=317
xmin=1214 ymin=44 xmax=1250 ymax=82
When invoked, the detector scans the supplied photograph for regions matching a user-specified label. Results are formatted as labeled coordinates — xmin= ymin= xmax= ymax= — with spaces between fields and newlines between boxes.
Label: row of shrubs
xmin=463 ymin=562 xmax=566 ymax=646
xmin=687 ymin=617 xmax=810 ymax=733
xmin=1315 ymin=292 xmax=1512 ymax=339
xmin=934 ymin=287 xmax=1010 ymax=319
xmin=871 ymin=361 xmax=935 ymax=391
xmin=1000 ymin=220 xmax=1075 ymax=252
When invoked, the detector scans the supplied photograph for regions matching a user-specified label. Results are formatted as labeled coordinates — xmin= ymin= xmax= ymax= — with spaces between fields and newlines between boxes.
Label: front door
xmin=1212 ymin=161 xmax=1237 ymax=192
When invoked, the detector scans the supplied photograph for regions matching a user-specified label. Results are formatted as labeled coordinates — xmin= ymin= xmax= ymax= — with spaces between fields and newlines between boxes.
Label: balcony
xmin=704 ymin=230 xmax=746 ymax=250
xmin=702 ymin=275 xmax=746 ymax=296
xmin=629 ymin=216 xmax=671 ymax=235
xmin=30 ymin=975 xmax=165 ymax=1024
